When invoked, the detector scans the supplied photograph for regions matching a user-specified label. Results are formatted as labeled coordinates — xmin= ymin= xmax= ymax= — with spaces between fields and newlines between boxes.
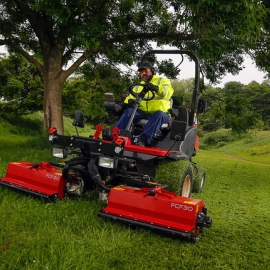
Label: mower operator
xmin=116 ymin=62 xmax=174 ymax=146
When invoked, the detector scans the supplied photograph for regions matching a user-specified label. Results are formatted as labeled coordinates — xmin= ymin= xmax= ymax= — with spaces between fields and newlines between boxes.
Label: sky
xmin=177 ymin=54 xmax=268 ymax=88
xmin=213 ymin=56 xmax=268 ymax=87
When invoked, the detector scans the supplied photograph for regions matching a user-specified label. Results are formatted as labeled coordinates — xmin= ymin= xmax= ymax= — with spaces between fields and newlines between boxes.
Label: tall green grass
xmin=1 ymin=114 xmax=270 ymax=269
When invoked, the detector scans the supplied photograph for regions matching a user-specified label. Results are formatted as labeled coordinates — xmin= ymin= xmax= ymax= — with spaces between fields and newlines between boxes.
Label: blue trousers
xmin=116 ymin=108 xmax=169 ymax=144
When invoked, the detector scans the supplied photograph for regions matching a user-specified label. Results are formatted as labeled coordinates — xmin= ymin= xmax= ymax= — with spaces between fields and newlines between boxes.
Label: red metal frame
xmin=99 ymin=126 xmax=175 ymax=157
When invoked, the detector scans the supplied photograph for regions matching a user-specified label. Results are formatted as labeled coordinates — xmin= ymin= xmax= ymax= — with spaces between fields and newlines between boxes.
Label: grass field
xmin=0 ymin=114 xmax=270 ymax=269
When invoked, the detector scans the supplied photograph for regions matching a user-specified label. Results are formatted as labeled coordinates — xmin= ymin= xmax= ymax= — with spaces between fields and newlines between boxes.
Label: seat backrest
xmin=133 ymin=98 xmax=173 ymax=128
xmin=169 ymin=106 xmax=189 ymax=141
xmin=174 ymin=106 xmax=188 ymax=123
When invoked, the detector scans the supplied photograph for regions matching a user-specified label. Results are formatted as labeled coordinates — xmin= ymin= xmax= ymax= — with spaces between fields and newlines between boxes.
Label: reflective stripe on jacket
xmin=124 ymin=75 xmax=174 ymax=114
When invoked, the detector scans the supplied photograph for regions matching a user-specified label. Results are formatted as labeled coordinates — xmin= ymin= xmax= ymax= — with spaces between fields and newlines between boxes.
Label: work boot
xmin=133 ymin=135 xmax=147 ymax=146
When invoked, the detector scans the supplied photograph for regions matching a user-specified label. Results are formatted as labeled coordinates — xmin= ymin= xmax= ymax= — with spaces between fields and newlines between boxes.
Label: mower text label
xmin=171 ymin=203 xmax=193 ymax=211
xmin=46 ymin=174 xmax=60 ymax=181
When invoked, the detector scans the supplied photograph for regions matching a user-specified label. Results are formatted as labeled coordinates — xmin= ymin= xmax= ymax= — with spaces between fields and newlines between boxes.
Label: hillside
xmin=219 ymin=131 xmax=270 ymax=163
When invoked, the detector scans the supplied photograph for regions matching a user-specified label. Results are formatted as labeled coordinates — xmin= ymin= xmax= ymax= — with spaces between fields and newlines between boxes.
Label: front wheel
xmin=155 ymin=160 xmax=193 ymax=198
xmin=180 ymin=166 xmax=193 ymax=197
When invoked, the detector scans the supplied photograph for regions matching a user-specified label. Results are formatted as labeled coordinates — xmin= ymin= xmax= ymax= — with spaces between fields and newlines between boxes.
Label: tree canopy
xmin=198 ymin=81 xmax=267 ymax=133
xmin=0 ymin=0 xmax=267 ymax=133
xmin=0 ymin=52 xmax=43 ymax=114
xmin=251 ymin=0 xmax=270 ymax=77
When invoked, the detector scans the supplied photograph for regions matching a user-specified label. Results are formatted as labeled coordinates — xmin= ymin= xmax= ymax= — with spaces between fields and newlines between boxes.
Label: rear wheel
xmin=155 ymin=159 xmax=193 ymax=198
xmin=192 ymin=167 xmax=206 ymax=193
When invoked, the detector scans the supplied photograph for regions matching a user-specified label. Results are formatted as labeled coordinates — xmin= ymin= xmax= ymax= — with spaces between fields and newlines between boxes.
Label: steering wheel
xmin=128 ymin=83 xmax=155 ymax=101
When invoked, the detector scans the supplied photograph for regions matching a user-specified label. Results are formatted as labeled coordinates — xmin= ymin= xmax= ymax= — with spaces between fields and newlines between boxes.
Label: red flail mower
xmin=0 ymin=50 xmax=211 ymax=241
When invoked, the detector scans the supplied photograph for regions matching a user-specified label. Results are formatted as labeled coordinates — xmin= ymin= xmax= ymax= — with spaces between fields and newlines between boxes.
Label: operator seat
xmin=132 ymin=101 xmax=189 ymax=141
xmin=130 ymin=99 xmax=173 ymax=138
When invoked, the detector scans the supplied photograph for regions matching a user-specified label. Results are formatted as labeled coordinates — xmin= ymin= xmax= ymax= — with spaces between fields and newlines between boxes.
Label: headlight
xmin=52 ymin=148 xmax=68 ymax=158
xmin=98 ymin=156 xmax=118 ymax=169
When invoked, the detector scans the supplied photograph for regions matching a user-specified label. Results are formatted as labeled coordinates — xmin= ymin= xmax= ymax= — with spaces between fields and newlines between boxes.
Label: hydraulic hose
xmin=62 ymin=156 xmax=89 ymax=183
xmin=87 ymin=159 xmax=110 ymax=192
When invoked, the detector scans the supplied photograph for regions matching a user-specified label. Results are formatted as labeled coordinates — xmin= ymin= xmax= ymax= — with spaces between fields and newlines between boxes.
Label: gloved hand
xmin=145 ymin=83 xmax=159 ymax=92
xmin=127 ymin=99 xmax=135 ymax=108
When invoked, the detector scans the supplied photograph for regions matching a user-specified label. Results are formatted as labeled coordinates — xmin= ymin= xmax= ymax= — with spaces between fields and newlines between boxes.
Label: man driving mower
xmin=116 ymin=62 xmax=174 ymax=146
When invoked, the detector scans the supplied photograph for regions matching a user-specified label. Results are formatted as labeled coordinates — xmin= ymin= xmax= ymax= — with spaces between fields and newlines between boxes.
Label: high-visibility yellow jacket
xmin=124 ymin=75 xmax=174 ymax=114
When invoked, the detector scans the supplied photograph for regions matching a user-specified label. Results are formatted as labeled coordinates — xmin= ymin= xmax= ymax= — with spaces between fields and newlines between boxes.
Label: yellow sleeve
xmin=156 ymin=77 xmax=174 ymax=98
xmin=124 ymin=94 xmax=135 ymax=104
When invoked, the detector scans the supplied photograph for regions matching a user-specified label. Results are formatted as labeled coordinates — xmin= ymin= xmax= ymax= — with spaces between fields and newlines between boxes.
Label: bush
xmin=201 ymin=128 xmax=238 ymax=146
xmin=216 ymin=141 xmax=227 ymax=148
xmin=197 ymin=142 xmax=208 ymax=150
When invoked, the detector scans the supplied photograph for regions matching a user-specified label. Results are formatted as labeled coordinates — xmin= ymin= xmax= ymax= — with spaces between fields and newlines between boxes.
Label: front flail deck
xmin=99 ymin=185 xmax=212 ymax=239
xmin=0 ymin=162 xmax=67 ymax=199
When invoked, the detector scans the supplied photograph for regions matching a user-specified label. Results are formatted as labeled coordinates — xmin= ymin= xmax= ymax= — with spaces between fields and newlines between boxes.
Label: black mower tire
xmin=192 ymin=167 xmax=206 ymax=193
xmin=155 ymin=159 xmax=193 ymax=198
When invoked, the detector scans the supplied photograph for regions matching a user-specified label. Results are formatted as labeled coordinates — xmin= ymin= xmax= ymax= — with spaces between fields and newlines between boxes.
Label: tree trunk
xmin=43 ymin=54 xmax=66 ymax=135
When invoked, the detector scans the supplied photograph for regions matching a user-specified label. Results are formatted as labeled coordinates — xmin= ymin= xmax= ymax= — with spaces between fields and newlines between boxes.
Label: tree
xmin=198 ymin=80 xmax=267 ymax=133
xmin=0 ymin=52 xmax=43 ymax=114
xmin=244 ymin=80 xmax=270 ymax=125
xmin=250 ymin=0 xmax=270 ymax=77
xmin=62 ymin=61 xmax=133 ymax=123
xmin=223 ymin=82 xmax=262 ymax=133
xmin=197 ymin=85 xmax=226 ymax=131
xmin=0 ymin=0 xmax=265 ymax=134
xmin=171 ymin=78 xmax=194 ymax=107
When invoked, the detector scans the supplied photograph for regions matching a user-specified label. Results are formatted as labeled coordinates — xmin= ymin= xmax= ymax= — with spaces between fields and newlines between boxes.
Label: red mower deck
xmin=98 ymin=185 xmax=212 ymax=239
xmin=0 ymin=162 xmax=67 ymax=200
